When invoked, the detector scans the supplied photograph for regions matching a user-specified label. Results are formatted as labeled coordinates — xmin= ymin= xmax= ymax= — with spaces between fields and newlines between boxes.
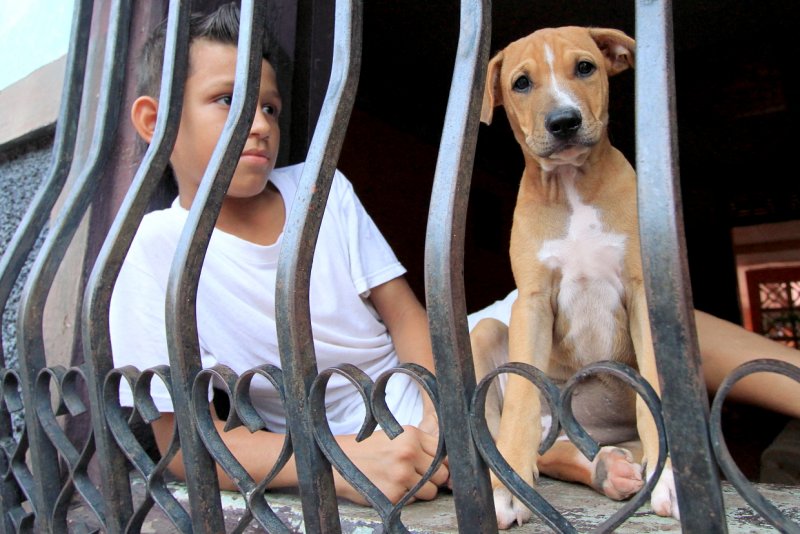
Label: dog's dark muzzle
xmin=545 ymin=107 xmax=582 ymax=140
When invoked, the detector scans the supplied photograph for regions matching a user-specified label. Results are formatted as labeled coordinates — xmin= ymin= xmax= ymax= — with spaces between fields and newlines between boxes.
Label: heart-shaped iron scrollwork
xmin=0 ymin=368 xmax=35 ymax=531
xmin=560 ymin=361 xmax=667 ymax=532
xmin=308 ymin=362 xmax=445 ymax=532
xmin=104 ymin=365 xmax=191 ymax=532
xmin=193 ymin=363 xmax=292 ymax=533
xmin=35 ymin=364 xmax=105 ymax=531
xmin=470 ymin=362 xmax=569 ymax=532
xmin=710 ymin=358 xmax=800 ymax=534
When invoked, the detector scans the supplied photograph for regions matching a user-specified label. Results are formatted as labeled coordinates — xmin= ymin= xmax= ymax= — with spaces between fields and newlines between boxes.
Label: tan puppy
xmin=474 ymin=26 xmax=678 ymax=528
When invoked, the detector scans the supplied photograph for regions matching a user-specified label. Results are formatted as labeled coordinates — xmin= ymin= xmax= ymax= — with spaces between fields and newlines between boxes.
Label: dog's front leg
xmin=492 ymin=285 xmax=554 ymax=529
xmin=629 ymin=285 xmax=679 ymax=519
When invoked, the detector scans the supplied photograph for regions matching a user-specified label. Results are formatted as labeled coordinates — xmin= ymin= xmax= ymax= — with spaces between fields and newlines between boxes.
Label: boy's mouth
xmin=241 ymin=148 xmax=270 ymax=163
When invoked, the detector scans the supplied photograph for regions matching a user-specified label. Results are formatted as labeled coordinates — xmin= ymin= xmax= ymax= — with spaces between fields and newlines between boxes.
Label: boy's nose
xmin=250 ymin=108 xmax=271 ymax=138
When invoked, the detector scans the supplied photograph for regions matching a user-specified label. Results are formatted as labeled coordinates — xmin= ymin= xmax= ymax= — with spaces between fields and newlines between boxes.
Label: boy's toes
xmin=591 ymin=446 xmax=644 ymax=500
xmin=494 ymin=486 xmax=532 ymax=530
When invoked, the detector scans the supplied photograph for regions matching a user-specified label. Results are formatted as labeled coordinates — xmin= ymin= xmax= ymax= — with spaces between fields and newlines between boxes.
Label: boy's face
xmin=170 ymin=39 xmax=282 ymax=204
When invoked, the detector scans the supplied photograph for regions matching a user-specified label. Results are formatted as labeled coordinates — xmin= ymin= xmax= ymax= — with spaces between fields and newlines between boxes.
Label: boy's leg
xmin=470 ymin=318 xmax=509 ymax=439
xmin=696 ymin=309 xmax=800 ymax=418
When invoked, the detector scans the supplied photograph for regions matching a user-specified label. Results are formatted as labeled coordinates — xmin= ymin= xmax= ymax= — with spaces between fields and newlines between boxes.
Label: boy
xmin=111 ymin=3 xmax=447 ymax=505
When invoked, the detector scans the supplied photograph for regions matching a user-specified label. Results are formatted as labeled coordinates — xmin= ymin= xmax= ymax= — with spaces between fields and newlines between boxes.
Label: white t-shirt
xmin=110 ymin=163 xmax=423 ymax=435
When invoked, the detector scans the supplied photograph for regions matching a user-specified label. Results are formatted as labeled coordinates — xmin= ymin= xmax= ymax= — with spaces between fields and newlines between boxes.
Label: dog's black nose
xmin=545 ymin=108 xmax=582 ymax=139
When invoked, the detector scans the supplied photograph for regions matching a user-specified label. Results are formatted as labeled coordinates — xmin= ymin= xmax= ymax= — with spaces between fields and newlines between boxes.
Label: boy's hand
xmin=334 ymin=426 xmax=449 ymax=505
xmin=417 ymin=410 xmax=440 ymax=437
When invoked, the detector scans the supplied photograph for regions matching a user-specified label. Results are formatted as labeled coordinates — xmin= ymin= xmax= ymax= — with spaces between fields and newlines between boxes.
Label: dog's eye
xmin=576 ymin=61 xmax=596 ymax=77
xmin=512 ymin=75 xmax=532 ymax=93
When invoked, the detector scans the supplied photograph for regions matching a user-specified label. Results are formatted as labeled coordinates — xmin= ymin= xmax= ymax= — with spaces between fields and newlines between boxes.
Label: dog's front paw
xmin=493 ymin=486 xmax=532 ymax=530
xmin=649 ymin=463 xmax=679 ymax=519
xmin=591 ymin=446 xmax=644 ymax=500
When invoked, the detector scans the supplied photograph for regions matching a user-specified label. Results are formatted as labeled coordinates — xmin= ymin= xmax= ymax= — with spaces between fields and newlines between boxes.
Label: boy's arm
xmin=369 ymin=277 xmax=439 ymax=434
xmin=150 ymin=406 xmax=448 ymax=504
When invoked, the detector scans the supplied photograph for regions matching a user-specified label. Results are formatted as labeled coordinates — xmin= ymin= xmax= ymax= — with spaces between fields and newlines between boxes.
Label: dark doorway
xmin=336 ymin=1 xmax=800 ymax=323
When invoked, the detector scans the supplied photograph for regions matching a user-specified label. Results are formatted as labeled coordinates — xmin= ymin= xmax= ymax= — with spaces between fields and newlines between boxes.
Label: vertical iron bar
xmin=635 ymin=1 xmax=727 ymax=531
xmin=82 ymin=2 xmax=192 ymax=533
xmin=0 ymin=1 xmax=93 ymax=529
xmin=164 ymin=1 xmax=265 ymax=532
xmin=0 ymin=0 xmax=93 ymax=365
xmin=423 ymin=0 xmax=496 ymax=532
xmin=13 ymin=1 xmax=132 ymax=531
xmin=275 ymin=0 xmax=362 ymax=531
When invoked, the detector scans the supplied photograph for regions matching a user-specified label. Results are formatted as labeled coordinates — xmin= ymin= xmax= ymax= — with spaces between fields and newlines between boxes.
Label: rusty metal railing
xmin=1 ymin=0 xmax=797 ymax=532
xmin=0 ymin=0 xmax=94 ymax=529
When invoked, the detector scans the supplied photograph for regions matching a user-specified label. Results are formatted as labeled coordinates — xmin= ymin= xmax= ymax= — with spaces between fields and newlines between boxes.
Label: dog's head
xmin=482 ymin=27 xmax=634 ymax=170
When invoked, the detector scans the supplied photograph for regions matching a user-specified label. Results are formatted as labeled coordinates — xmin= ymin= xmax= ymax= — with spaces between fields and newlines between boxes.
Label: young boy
xmin=111 ymin=3 xmax=447 ymax=505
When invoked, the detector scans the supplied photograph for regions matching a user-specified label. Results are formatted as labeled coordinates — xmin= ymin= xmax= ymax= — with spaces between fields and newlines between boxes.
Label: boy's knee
xmin=470 ymin=318 xmax=508 ymax=353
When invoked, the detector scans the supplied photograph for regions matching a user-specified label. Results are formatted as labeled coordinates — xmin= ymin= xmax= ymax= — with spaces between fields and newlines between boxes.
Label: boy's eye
xmin=263 ymin=104 xmax=280 ymax=118
xmin=215 ymin=95 xmax=233 ymax=106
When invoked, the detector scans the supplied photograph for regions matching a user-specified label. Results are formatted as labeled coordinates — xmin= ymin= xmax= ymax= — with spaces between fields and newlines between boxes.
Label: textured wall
xmin=0 ymin=139 xmax=52 ymax=370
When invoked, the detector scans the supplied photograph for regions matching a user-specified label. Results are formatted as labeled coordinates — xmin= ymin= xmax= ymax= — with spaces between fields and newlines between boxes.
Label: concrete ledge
xmin=66 ymin=476 xmax=800 ymax=532
xmin=0 ymin=56 xmax=64 ymax=153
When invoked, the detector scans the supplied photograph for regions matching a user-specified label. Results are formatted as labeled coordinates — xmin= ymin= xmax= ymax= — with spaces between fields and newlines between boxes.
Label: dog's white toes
xmin=591 ymin=446 xmax=644 ymax=500
xmin=493 ymin=486 xmax=532 ymax=530
xmin=649 ymin=466 xmax=680 ymax=520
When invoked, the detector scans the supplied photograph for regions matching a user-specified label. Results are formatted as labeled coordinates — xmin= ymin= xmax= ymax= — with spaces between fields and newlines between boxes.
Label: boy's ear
xmin=130 ymin=96 xmax=159 ymax=143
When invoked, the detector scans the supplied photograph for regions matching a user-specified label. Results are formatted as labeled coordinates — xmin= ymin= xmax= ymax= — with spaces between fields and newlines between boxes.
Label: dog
xmin=471 ymin=26 xmax=678 ymax=529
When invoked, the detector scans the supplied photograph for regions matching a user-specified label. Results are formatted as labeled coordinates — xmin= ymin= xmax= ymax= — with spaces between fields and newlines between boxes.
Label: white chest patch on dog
xmin=537 ymin=174 xmax=627 ymax=362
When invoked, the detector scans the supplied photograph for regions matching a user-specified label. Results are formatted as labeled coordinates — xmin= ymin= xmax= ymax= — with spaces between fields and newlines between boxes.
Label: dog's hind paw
xmin=649 ymin=465 xmax=680 ymax=520
xmin=591 ymin=446 xmax=644 ymax=500
xmin=494 ymin=486 xmax=532 ymax=530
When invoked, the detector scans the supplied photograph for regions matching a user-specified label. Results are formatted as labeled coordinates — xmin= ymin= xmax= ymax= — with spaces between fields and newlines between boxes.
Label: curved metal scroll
xmin=710 ymin=359 xmax=800 ymax=534
xmin=470 ymin=362 xmax=569 ymax=532
xmin=13 ymin=1 xmax=132 ymax=530
xmin=274 ymin=0 xmax=362 ymax=531
xmin=561 ymin=361 xmax=667 ymax=532
xmin=192 ymin=364 xmax=293 ymax=534
xmin=163 ymin=2 xmax=266 ymax=531
xmin=34 ymin=365 xmax=104 ymax=531
xmin=308 ymin=363 xmax=445 ymax=532
xmin=104 ymin=366 xmax=191 ymax=533
xmin=82 ymin=1 xmax=191 ymax=531
xmin=471 ymin=360 xmax=667 ymax=532
xmin=422 ymin=0 xmax=494 ymax=530
xmin=0 ymin=369 xmax=35 ymax=531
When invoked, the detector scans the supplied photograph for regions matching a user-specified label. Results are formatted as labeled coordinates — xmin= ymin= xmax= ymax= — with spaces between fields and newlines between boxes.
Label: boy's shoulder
xmin=133 ymin=201 xmax=186 ymax=252
xmin=271 ymin=162 xmax=352 ymax=197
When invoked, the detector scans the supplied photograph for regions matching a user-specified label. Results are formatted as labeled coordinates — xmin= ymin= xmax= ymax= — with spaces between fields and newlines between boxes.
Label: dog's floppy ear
xmin=481 ymin=51 xmax=504 ymax=125
xmin=588 ymin=28 xmax=635 ymax=77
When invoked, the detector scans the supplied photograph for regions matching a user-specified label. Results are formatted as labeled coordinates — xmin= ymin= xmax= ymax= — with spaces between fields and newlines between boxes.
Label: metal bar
xmin=12 ymin=1 xmax=132 ymax=530
xmin=275 ymin=0 xmax=362 ymax=530
xmin=0 ymin=0 xmax=93 ymax=365
xmin=81 ymin=1 xmax=193 ymax=532
xmin=0 ymin=1 xmax=94 ymax=529
xmin=423 ymin=0 xmax=496 ymax=531
xmin=711 ymin=360 xmax=800 ymax=532
xmin=163 ymin=1 xmax=266 ymax=532
xmin=635 ymin=1 xmax=727 ymax=531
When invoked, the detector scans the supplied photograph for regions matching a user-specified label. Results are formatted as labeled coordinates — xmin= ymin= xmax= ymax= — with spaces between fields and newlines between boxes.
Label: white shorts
xmin=467 ymin=289 xmax=517 ymax=331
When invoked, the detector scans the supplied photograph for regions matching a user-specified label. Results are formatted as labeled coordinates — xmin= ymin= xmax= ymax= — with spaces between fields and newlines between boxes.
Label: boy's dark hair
xmin=137 ymin=2 xmax=272 ymax=98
